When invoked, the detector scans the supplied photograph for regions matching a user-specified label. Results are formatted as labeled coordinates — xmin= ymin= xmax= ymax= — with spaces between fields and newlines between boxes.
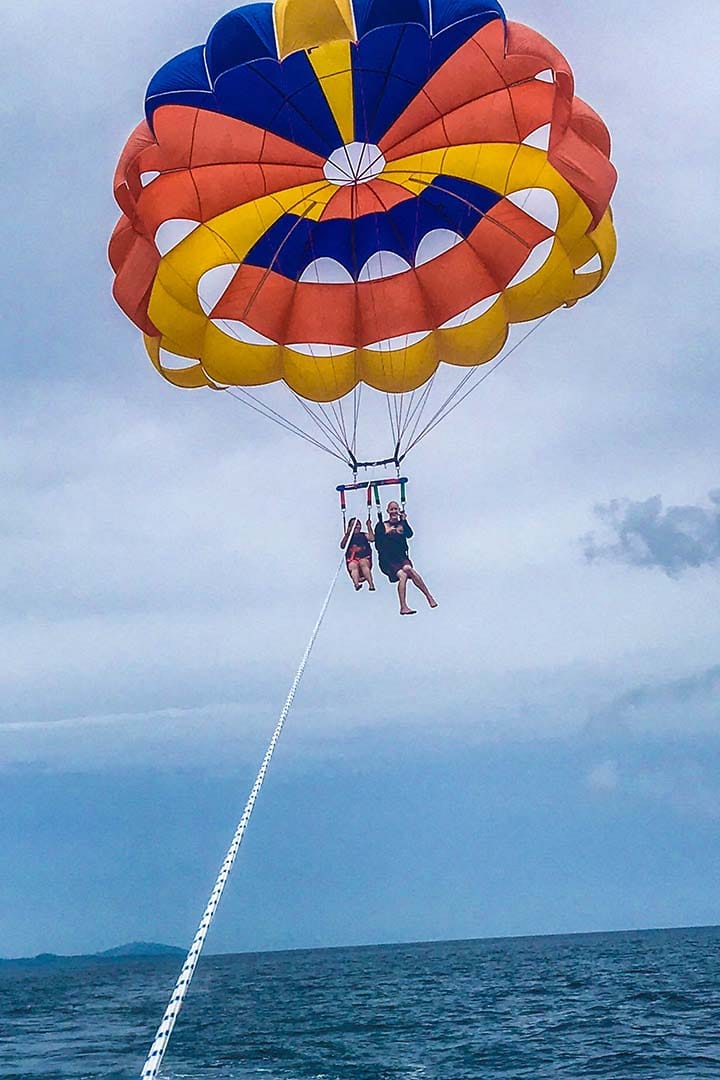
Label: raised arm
xmin=341 ymin=517 xmax=357 ymax=549
xmin=365 ymin=517 xmax=375 ymax=543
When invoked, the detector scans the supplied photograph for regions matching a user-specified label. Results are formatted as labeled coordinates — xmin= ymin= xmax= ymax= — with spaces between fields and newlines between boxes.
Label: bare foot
xmin=400 ymin=607 xmax=417 ymax=616
xmin=428 ymin=597 xmax=438 ymax=608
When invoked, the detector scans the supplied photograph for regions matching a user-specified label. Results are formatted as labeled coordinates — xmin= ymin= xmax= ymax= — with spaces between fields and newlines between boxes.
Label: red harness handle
xmin=337 ymin=477 xmax=409 ymax=527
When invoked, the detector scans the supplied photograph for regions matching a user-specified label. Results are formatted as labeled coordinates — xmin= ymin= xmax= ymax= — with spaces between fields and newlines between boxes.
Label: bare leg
xmin=359 ymin=558 xmax=375 ymax=591
xmin=348 ymin=562 xmax=362 ymax=590
xmin=407 ymin=567 xmax=437 ymax=608
xmin=397 ymin=569 xmax=416 ymax=615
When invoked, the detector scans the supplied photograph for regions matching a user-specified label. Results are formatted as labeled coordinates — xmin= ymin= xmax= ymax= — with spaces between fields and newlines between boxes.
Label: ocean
xmin=1 ymin=927 xmax=719 ymax=1079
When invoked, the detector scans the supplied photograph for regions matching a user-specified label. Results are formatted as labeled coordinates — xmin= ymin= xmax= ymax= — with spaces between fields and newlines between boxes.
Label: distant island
xmin=0 ymin=942 xmax=185 ymax=967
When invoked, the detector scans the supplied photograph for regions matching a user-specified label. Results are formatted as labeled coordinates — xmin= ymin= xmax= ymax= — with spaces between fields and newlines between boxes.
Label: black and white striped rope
xmin=139 ymin=549 xmax=348 ymax=1079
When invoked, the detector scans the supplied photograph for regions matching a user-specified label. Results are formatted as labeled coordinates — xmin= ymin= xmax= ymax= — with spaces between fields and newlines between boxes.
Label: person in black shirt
xmin=341 ymin=517 xmax=376 ymax=592
xmin=373 ymin=501 xmax=437 ymax=615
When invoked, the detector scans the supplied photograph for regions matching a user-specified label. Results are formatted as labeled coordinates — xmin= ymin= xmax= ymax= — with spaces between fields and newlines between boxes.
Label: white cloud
xmin=588 ymin=667 xmax=720 ymax=737
xmin=586 ymin=760 xmax=620 ymax=792
xmin=634 ymin=764 xmax=720 ymax=820
xmin=585 ymin=754 xmax=720 ymax=819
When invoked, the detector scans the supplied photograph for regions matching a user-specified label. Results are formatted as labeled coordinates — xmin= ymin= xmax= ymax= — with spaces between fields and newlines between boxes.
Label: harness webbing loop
xmin=139 ymin=551 xmax=347 ymax=1080
xmin=336 ymin=477 xmax=409 ymax=523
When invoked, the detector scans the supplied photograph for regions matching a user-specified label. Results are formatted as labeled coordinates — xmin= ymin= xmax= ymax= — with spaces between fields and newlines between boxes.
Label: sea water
xmin=1 ymin=927 xmax=719 ymax=1079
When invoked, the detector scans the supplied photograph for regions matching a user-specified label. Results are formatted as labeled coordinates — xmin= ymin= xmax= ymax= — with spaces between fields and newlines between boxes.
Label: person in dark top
xmin=373 ymin=501 xmax=437 ymax=615
xmin=341 ymin=517 xmax=376 ymax=592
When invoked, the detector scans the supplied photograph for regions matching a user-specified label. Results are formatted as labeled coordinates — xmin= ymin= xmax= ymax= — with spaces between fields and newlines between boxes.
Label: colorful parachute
xmin=110 ymin=0 xmax=616 ymax=458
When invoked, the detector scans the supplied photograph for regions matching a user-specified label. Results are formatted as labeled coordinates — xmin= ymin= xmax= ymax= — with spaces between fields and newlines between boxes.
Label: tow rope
xmin=140 ymin=548 xmax=347 ymax=1079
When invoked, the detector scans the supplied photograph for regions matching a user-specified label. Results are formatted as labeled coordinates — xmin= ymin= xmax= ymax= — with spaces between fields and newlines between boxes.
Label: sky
xmin=1 ymin=0 xmax=719 ymax=959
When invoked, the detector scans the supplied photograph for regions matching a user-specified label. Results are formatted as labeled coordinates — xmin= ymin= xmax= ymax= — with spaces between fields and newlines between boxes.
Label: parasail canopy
xmin=110 ymin=0 xmax=617 ymax=465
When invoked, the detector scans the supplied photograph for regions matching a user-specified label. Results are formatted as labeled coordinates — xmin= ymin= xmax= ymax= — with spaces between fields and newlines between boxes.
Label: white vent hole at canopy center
xmin=324 ymin=142 xmax=386 ymax=186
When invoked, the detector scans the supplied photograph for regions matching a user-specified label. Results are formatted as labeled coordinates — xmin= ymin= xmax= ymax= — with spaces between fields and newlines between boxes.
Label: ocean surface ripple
xmin=1 ymin=927 xmax=719 ymax=1079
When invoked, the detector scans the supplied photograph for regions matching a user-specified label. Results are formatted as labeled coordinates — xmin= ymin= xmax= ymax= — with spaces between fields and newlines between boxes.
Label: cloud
xmin=634 ymin=763 xmax=720 ymax=819
xmin=2 ymin=0 xmax=720 ymax=778
xmin=0 ymin=700 xmax=279 ymax=774
xmin=583 ymin=490 xmax=720 ymax=577
xmin=586 ymin=759 xmax=620 ymax=791
xmin=588 ymin=666 xmax=720 ymax=737
xmin=586 ymin=753 xmax=720 ymax=819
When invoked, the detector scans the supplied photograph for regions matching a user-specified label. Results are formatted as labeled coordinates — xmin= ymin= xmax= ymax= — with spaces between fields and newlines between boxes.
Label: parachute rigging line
xmin=293 ymin=394 xmax=355 ymax=458
xmin=403 ymin=314 xmax=554 ymax=456
xmin=223 ymin=386 xmax=349 ymax=463
xmin=291 ymin=392 xmax=360 ymax=461
xmin=398 ymin=201 xmax=609 ymax=459
xmin=222 ymin=306 xmax=555 ymax=470
xmin=351 ymin=383 xmax=362 ymax=459
xmin=139 ymin=549 xmax=348 ymax=1080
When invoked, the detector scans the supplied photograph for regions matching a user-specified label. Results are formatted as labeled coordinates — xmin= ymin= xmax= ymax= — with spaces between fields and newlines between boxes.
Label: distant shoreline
xmin=0 ymin=941 xmax=186 ymax=967
xmin=2 ymin=925 xmax=718 ymax=967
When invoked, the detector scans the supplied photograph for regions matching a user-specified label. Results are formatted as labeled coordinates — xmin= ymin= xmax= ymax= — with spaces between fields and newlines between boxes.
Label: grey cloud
xmin=634 ymin=763 xmax=720 ymax=820
xmin=586 ymin=755 xmax=720 ymax=819
xmin=583 ymin=491 xmax=720 ymax=577
xmin=589 ymin=666 xmax=720 ymax=736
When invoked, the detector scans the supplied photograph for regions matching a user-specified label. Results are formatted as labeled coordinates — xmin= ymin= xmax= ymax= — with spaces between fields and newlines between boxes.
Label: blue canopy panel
xmin=145 ymin=47 xmax=214 ymax=129
xmin=430 ymin=0 xmax=505 ymax=34
xmin=147 ymin=41 xmax=342 ymax=158
xmin=430 ymin=2 xmax=506 ymax=71
xmin=353 ymin=0 xmax=431 ymax=36
xmin=353 ymin=0 xmax=505 ymax=37
xmin=244 ymin=176 xmax=502 ymax=280
xmin=145 ymin=0 xmax=506 ymax=153
xmin=211 ymin=52 xmax=342 ymax=157
xmin=206 ymin=4 xmax=278 ymax=80
xmin=351 ymin=1 xmax=505 ymax=144
xmin=352 ymin=24 xmax=431 ymax=146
